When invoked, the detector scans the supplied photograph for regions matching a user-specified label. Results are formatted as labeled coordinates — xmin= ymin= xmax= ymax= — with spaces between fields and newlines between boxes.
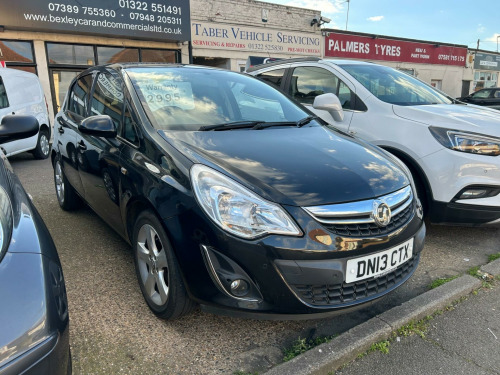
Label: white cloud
xmin=477 ymin=24 xmax=486 ymax=33
xmin=484 ymin=33 xmax=500 ymax=42
xmin=367 ymin=15 xmax=384 ymax=22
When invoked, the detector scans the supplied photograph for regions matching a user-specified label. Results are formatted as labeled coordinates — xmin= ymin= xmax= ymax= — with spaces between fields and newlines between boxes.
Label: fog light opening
xmin=230 ymin=279 xmax=250 ymax=297
xmin=460 ymin=189 xmax=489 ymax=199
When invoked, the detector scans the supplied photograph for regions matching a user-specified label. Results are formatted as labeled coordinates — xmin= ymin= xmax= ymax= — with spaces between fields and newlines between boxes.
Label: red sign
xmin=0 ymin=61 xmax=5 ymax=68
xmin=325 ymin=32 xmax=467 ymax=66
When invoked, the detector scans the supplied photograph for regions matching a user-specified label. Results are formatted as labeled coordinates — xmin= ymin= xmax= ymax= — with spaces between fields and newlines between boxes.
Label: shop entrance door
xmin=50 ymin=70 xmax=83 ymax=114
xmin=461 ymin=81 xmax=471 ymax=97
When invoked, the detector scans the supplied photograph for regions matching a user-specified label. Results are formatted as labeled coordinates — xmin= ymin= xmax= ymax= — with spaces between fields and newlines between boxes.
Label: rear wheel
xmin=32 ymin=129 xmax=50 ymax=159
xmin=54 ymin=156 xmax=81 ymax=210
xmin=133 ymin=210 xmax=196 ymax=320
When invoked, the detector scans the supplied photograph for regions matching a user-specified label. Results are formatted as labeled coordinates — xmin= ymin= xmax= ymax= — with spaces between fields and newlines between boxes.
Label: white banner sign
xmin=191 ymin=21 xmax=321 ymax=56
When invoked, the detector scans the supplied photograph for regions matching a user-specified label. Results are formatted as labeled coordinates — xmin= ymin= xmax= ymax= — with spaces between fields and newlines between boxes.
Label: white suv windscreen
xmin=341 ymin=64 xmax=452 ymax=106
xmin=126 ymin=67 xmax=310 ymax=130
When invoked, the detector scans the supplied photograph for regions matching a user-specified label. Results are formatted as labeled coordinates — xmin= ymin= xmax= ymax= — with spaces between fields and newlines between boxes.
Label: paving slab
xmin=425 ymin=288 xmax=500 ymax=373
xmin=482 ymin=258 xmax=500 ymax=276
xmin=335 ymin=334 xmax=493 ymax=375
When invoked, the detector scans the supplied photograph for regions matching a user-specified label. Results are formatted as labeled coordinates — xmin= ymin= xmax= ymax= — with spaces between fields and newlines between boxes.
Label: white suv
xmin=248 ymin=58 xmax=500 ymax=226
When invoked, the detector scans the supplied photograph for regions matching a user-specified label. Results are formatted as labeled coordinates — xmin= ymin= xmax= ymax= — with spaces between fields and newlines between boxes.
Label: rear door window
xmin=68 ymin=74 xmax=93 ymax=118
xmin=255 ymin=68 xmax=286 ymax=89
xmin=288 ymin=66 xmax=356 ymax=110
xmin=0 ymin=76 xmax=9 ymax=109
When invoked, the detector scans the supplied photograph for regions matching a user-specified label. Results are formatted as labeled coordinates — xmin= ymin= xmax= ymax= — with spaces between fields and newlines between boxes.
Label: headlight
xmin=0 ymin=185 xmax=13 ymax=262
xmin=430 ymin=127 xmax=500 ymax=156
xmin=190 ymin=164 xmax=302 ymax=239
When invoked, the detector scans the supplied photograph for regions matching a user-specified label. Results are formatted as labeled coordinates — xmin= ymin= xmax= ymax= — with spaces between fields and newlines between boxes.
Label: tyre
xmin=133 ymin=210 xmax=196 ymax=320
xmin=54 ymin=156 xmax=81 ymax=210
xmin=32 ymin=128 xmax=51 ymax=159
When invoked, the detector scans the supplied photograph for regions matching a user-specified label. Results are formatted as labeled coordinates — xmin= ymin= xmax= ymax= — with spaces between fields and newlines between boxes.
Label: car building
xmin=248 ymin=58 xmax=500 ymax=227
xmin=0 ymin=115 xmax=71 ymax=375
xmin=51 ymin=64 xmax=425 ymax=319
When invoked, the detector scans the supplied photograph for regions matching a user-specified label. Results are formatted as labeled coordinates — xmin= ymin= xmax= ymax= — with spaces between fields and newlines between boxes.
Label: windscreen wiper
xmin=252 ymin=121 xmax=296 ymax=130
xmin=296 ymin=115 xmax=317 ymax=128
xmin=253 ymin=116 xmax=318 ymax=130
xmin=200 ymin=116 xmax=318 ymax=131
xmin=199 ymin=121 xmax=261 ymax=131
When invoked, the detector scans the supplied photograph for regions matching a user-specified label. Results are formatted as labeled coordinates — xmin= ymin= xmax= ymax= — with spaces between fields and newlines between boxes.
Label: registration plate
xmin=345 ymin=238 xmax=414 ymax=284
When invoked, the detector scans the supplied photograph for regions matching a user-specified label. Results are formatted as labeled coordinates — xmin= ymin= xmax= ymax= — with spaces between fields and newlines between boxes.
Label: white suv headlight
xmin=430 ymin=127 xmax=500 ymax=156
xmin=191 ymin=164 xmax=302 ymax=239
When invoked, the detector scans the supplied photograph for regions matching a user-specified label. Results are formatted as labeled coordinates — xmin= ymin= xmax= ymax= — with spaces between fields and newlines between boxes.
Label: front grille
xmin=323 ymin=203 xmax=413 ymax=237
xmin=304 ymin=185 xmax=415 ymax=238
xmin=290 ymin=255 xmax=418 ymax=307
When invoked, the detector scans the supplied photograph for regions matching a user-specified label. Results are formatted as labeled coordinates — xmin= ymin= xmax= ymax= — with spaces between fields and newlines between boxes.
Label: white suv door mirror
xmin=312 ymin=93 xmax=344 ymax=122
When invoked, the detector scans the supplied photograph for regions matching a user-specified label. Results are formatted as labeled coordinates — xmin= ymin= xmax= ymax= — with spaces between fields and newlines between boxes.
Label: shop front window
xmin=474 ymin=71 xmax=498 ymax=90
xmin=47 ymin=43 xmax=95 ymax=65
xmin=97 ymin=47 xmax=139 ymax=64
xmin=141 ymin=49 xmax=177 ymax=63
xmin=0 ymin=40 xmax=37 ymax=74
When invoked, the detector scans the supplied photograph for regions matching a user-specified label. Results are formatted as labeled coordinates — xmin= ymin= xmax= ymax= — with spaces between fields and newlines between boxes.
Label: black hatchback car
xmin=51 ymin=64 xmax=425 ymax=320
xmin=0 ymin=116 xmax=71 ymax=374
xmin=458 ymin=88 xmax=500 ymax=110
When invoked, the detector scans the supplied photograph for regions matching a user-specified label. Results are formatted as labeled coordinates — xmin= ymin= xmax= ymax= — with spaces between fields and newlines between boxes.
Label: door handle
xmin=57 ymin=117 xmax=65 ymax=125
xmin=349 ymin=130 xmax=357 ymax=135
xmin=58 ymin=126 xmax=64 ymax=134
xmin=77 ymin=141 xmax=87 ymax=150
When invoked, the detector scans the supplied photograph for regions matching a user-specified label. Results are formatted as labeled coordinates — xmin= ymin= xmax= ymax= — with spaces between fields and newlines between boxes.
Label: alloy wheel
xmin=40 ymin=134 xmax=50 ymax=156
xmin=136 ymin=224 xmax=169 ymax=306
xmin=55 ymin=161 xmax=65 ymax=204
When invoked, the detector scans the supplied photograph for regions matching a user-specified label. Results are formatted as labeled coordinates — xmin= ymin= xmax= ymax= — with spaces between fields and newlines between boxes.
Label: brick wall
xmin=191 ymin=0 xmax=321 ymax=32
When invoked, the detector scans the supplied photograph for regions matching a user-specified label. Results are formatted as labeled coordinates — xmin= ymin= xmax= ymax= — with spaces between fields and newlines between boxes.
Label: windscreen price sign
xmin=0 ymin=0 xmax=191 ymax=42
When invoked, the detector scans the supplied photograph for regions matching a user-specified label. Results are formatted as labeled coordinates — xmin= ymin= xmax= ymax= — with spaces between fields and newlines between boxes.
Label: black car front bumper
xmin=168 ymin=204 xmax=426 ymax=318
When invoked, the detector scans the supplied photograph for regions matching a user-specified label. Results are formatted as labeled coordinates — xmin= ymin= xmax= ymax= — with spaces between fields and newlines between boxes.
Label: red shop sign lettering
xmin=325 ymin=32 xmax=467 ymax=66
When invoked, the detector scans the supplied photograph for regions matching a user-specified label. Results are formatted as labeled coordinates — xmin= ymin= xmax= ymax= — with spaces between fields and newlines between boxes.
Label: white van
xmin=0 ymin=68 xmax=50 ymax=159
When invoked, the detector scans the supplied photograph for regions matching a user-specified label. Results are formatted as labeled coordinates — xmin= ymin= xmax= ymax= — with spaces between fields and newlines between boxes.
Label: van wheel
xmin=133 ymin=210 xmax=196 ymax=320
xmin=54 ymin=156 xmax=80 ymax=210
xmin=33 ymin=129 xmax=50 ymax=159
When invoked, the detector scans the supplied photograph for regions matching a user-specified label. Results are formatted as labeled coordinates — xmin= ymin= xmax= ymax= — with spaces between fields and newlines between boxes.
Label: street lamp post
xmin=345 ymin=0 xmax=350 ymax=31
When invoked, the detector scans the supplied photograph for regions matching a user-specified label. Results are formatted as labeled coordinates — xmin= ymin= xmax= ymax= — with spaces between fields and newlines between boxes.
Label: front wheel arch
xmin=380 ymin=146 xmax=433 ymax=214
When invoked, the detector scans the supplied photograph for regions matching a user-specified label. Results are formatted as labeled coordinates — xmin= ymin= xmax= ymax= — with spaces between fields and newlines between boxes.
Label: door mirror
xmin=78 ymin=115 xmax=116 ymax=138
xmin=312 ymin=93 xmax=345 ymax=122
xmin=0 ymin=115 xmax=39 ymax=144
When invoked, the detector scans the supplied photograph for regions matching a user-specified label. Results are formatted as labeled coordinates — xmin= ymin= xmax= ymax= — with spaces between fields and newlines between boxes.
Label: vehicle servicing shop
xmin=323 ymin=30 xmax=471 ymax=98
xmin=470 ymin=51 xmax=500 ymax=91
xmin=0 ymin=0 xmax=191 ymax=120
xmin=190 ymin=0 xmax=322 ymax=72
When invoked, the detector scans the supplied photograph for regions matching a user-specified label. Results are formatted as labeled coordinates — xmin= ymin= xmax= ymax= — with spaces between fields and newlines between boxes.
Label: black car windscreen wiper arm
xmin=253 ymin=116 xmax=317 ymax=130
xmin=296 ymin=115 xmax=317 ymax=128
xmin=200 ymin=116 xmax=318 ymax=131
xmin=199 ymin=121 xmax=261 ymax=131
